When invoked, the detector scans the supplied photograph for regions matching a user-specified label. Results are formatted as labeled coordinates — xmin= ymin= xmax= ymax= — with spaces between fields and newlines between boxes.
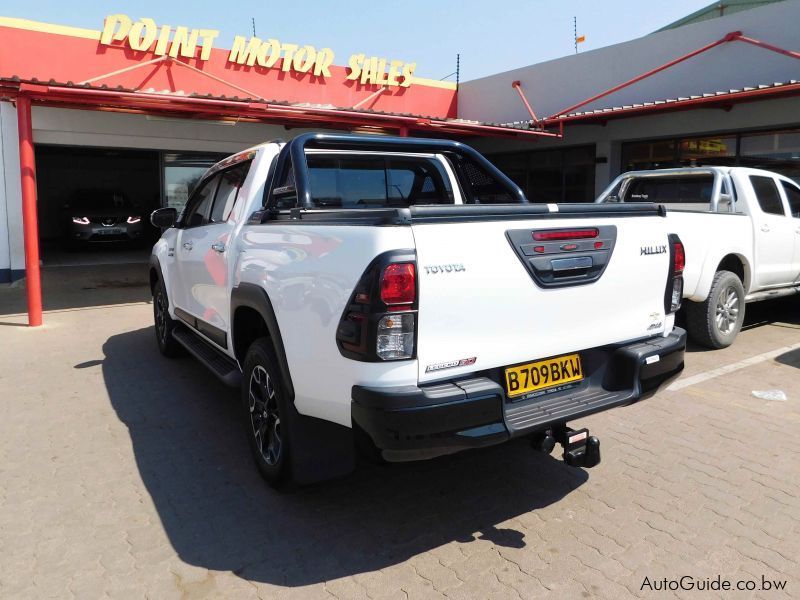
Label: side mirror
xmin=151 ymin=207 xmax=177 ymax=228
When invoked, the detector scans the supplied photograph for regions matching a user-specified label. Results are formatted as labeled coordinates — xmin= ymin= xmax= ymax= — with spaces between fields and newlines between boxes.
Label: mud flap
xmin=287 ymin=404 xmax=356 ymax=485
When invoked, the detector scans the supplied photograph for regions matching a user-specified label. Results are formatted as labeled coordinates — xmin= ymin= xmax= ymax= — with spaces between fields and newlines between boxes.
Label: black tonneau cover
xmin=252 ymin=202 xmax=666 ymax=226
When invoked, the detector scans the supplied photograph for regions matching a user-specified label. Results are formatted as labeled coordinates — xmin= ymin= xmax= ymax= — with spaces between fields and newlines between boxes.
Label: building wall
xmin=469 ymin=95 xmax=800 ymax=197
xmin=0 ymin=102 xmax=23 ymax=283
xmin=458 ymin=0 xmax=800 ymax=125
xmin=0 ymin=102 xmax=337 ymax=282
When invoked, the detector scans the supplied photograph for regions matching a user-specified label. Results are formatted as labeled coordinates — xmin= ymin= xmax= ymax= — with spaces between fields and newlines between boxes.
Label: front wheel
xmin=241 ymin=339 xmax=291 ymax=486
xmin=685 ymin=270 xmax=745 ymax=349
xmin=153 ymin=279 xmax=185 ymax=357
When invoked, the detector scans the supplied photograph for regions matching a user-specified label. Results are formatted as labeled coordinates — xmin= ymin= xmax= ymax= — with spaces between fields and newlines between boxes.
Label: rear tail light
xmin=336 ymin=252 xmax=418 ymax=362
xmin=666 ymin=234 xmax=685 ymax=314
xmin=673 ymin=241 xmax=685 ymax=275
xmin=380 ymin=263 xmax=416 ymax=306
xmin=532 ymin=228 xmax=598 ymax=241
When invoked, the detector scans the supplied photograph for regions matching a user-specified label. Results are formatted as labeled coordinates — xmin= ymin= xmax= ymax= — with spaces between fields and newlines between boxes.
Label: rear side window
xmin=750 ymin=176 xmax=785 ymax=215
xmin=623 ymin=175 xmax=714 ymax=203
xmin=305 ymin=154 xmax=453 ymax=208
xmin=450 ymin=155 xmax=517 ymax=203
xmin=211 ymin=162 xmax=251 ymax=222
xmin=780 ymin=181 xmax=800 ymax=218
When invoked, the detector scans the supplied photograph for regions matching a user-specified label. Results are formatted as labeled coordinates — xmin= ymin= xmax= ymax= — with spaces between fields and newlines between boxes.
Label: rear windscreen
xmin=306 ymin=154 xmax=453 ymax=208
xmin=623 ymin=175 xmax=714 ymax=203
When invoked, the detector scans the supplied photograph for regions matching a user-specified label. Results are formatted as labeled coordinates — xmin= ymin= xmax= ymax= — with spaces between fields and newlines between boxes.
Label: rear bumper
xmin=352 ymin=328 xmax=686 ymax=461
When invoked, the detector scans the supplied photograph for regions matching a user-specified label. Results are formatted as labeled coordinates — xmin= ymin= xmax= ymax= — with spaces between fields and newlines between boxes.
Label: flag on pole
xmin=575 ymin=35 xmax=586 ymax=44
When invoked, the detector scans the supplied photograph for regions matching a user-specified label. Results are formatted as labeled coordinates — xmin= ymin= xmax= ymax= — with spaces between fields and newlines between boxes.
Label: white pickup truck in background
xmin=149 ymin=133 xmax=686 ymax=486
xmin=597 ymin=167 xmax=800 ymax=348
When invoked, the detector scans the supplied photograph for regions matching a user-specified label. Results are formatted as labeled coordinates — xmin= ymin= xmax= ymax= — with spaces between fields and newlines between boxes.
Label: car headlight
xmin=127 ymin=216 xmax=141 ymax=224
xmin=72 ymin=217 xmax=90 ymax=225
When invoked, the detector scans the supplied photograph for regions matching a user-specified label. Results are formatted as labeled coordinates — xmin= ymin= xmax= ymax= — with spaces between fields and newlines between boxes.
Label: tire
xmin=153 ymin=278 xmax=185 ymax=357
xmin=241 ymin=338 xmax=292 ymax=486
xmin=685 ymin=270 xmax=745 ymax=349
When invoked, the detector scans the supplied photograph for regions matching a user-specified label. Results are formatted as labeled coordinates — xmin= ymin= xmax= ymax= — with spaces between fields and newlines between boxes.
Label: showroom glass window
xmin=488 ymin=145 xmax=596 ymax=203
xmin=163 ymin=152 xmax=227 ymax=213
xmin=621 ymin=128 xmax=800 ymax=184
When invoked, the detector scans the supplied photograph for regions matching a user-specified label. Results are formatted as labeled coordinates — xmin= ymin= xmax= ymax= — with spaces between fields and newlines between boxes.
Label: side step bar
xmin=172 ymin=326 xmax=242 ymax=387
xmin=745 ymin=285 xmax=800 ymax=303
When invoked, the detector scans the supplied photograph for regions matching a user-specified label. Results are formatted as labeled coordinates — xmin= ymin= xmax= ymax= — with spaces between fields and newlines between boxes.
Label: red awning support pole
xmin=352 ymin=86 xmax=387 ymax=110
xmin=16 ymin=94 xmax=43 ymax=327
xmin=511 ymin=80 xmax=539 ymax=123
xmin=546 ymin=32 xmax=742 ymax=121
xmin=734 ymin=33 xmax=800 ymax=60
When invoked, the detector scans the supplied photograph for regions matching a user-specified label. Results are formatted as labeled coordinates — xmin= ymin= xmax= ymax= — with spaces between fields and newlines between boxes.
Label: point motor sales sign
xmin=101 ymin=14 xmax=418 ymax=87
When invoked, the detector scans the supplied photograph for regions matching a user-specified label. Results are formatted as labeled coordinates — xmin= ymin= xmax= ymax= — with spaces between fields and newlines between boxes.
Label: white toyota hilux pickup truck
xmin=149 ymin=133 xmax=686 ymax=486
xmin=597 ymin=167 xmax=800 ymax=348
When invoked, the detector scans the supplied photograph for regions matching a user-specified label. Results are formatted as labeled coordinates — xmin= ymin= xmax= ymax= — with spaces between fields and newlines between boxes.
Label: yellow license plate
xmin=504 ymin=353 xmax=583 ymax=398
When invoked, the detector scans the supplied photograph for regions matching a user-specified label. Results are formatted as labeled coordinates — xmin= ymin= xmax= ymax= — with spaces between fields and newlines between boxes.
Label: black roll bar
xmin=263 ymin=132 xmax=528 ymax=210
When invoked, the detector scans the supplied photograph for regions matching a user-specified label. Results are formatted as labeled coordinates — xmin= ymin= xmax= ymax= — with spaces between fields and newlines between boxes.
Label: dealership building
xmin=1 ymin=0 xmax=799 ymax=323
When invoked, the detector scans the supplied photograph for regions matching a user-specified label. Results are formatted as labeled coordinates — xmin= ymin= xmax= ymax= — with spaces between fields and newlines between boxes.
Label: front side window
xmin=181 ymin=174 xmax=219 ymax=228
xmin=210 ymin=162 xmax=251 ymax=223
xmin=781 ymin=181 xmax=800 ymax=218
xmin=750 ymin=176 xmax=785 ymax=216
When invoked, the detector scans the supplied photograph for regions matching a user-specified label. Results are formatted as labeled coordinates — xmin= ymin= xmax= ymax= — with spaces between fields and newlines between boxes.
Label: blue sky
xmin=6 ymin=1 xmax=712 ymax=81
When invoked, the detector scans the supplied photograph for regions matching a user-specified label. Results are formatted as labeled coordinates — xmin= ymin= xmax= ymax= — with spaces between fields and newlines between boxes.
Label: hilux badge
xmin=640 ymin=244 xmax=667 ymax=256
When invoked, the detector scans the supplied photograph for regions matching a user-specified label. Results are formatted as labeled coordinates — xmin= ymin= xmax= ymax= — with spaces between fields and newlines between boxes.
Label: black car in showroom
xmin=63 ymin=189 xmax=145 ymax=245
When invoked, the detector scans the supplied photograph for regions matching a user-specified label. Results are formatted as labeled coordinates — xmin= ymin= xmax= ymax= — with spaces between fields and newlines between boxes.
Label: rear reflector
xmin=533 ymin=228 xmax=599 ymax=241
xmin=380 ymin=263 xmax=416 ymax=305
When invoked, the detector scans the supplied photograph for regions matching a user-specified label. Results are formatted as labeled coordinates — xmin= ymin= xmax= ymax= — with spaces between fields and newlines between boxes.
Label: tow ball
xmin=531 ymin=427 xmax=601 ymax=469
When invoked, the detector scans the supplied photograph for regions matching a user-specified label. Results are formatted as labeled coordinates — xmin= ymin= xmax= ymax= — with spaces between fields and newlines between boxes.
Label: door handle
xmin=211 ymin=242 xmax=225 ymax=253
xmin=760 ymin=224 xmax=770 ymax=233
xmin=182 ymin=241 xmax=193 ymax=250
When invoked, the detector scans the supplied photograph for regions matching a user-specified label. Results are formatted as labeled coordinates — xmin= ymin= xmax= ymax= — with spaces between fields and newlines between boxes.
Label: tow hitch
xmin=531 ymin=426 xmax=601 ymax=469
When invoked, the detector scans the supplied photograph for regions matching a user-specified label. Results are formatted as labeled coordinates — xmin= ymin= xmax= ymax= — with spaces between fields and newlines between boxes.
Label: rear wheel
xmin=685 ymin=270 xmax=745 ymax=349
xmin=242 ymin=339 xmax=292 ymax=486
xmin=153 ymin=279 xmax=184 ymax=357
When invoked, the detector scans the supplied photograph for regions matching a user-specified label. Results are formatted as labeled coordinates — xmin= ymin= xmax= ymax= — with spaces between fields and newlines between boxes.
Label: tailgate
xmin=412 ymin=214 xmax=672 ymax=383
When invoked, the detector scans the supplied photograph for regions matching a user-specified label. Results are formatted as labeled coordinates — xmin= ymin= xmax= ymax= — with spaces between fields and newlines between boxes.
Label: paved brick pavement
xmin=1 ymin=269 xmax=798 ymax=599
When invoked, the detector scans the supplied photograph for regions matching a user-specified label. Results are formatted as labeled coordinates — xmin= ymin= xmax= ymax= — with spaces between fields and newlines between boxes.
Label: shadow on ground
xmin=775 ymin=348 xmax=800 ymax=369
xmin=0 ymin=263 xmax=150 ymax=316
xmin=101 ymin=326 xmax=587 ymax=587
